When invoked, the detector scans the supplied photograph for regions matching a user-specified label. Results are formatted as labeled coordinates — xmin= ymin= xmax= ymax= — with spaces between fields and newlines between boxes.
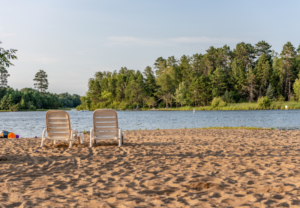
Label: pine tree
xmin=266 ymin=83 xmax=274 ymax=100
xmin=244 ymin=67 xmax=257 ymax=102
xmin=33 ymin=70 xmax=49 ymax=93
xmin=209 ymin=67 xmax=227 ymax=97
xmin=256 ymin=53 xmax=271 ymax=97
xmin=280 ymin=42 xmax=297 ymax=100
xmin=143 ymin=66 xmax=157 ymax=97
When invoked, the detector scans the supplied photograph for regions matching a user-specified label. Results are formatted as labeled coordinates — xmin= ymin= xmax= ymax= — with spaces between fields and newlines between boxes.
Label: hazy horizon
xmin=1 ymin=0 xmax=300 ymax=96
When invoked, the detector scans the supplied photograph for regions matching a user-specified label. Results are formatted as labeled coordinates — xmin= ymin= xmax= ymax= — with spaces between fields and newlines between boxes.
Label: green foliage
xmin=0 ymin=41 xmax=17 ymax=68
xmin=221 ymin=91 xmax=235 ymax=103
xmin=277 ymin=95 xmax=285 ymax=101
xmin=266 ymin=84 xmax=274 ymax=100
xmin=257 ymin=96 xmax=271 ymax=109
xmin=33 ymin=70 xmax=49 ymax=93
xmin=173 ymin=82 xmax=188 ymax=107
xmin=0 ymin=66 xmax=10 ymax=88
xmin=29 ymin=105 xmax=36 ymax=111
xmin=78 ymin=41 xmax=300 ymax=110
xmin=0 ymin=87 xmax=80 ymax=111
xmin=211 ymin=97 xmax=227 ymax=108
xmin=293 ymin=72 xmax=300 ymax=100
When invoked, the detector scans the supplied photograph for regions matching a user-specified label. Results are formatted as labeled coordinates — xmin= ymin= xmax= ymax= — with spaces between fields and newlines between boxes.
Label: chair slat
xmin=48 ymin=123 xmax=69 ymax=128
xmin=95 ymin=131 xmax=118 ymax=136
xmin=94 ymin=111 xmax=116 ymax=117
xmin=48 ymin=132 xmax=70 ymax=137
xmin=94 ymin=117 xmax=116 ymax=122
xmin=48 ymin=118 xmax=69 ymax=123
xmin=95 ymin=122 xmax=117 ymax=127
xmin=95 ymin=127 xmax=118 ymax=131
xmin=48 ymin=112 xmax=69 ymax=118
xmin=48 ymin=128 xmax=70 ymax=133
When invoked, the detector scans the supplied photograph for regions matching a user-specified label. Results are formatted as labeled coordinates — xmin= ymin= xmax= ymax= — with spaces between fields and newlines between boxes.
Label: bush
xmin=211 ymin=97 xmax=227 ymax=108
xmin=29 ymin=105 xmax=36 ymax=111
xmin=222 ymin=90 xmax=235 ymax=103
xmin=290 ymin=95 xmax=295 ymax=102
xmin=257 ymin=97 xmax=271 ymax=109
xmin=119 ymin=101 xmax=130 ymax=110
xmin=158 ymin=102 xmax=165 ymax=108
xmin=219 ymin=100 xmax=227 ymax=107
xmin=277 ymin=95 xmax=285 ymax=101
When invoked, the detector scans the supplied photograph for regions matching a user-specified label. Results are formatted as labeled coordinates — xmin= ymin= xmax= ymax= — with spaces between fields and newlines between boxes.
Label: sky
xmin=1 ymin=0 xmax=300 ymax=96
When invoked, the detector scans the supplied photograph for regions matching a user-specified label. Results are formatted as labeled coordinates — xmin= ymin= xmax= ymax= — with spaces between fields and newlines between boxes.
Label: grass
xmin=129 ymin=126 xmax=275 ymax=131
xmin=0 ymin=108 xmax=74 ymax=112
xmin=198 ymin=126 xmax=275 ymax=130
xmin=157 ymin=101 xmax=300 ymax=111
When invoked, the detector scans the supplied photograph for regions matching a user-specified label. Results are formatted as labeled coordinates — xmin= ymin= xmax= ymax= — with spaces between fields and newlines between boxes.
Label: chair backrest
xmin=93 ymin=109 xmax=118 ymax=138
xmin=46 ymin=110 xmax=71 ymax=139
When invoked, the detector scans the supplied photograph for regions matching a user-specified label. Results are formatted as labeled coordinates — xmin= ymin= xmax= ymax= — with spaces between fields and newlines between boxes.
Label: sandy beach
xmin=1 ymin=129 xmax=300 ymax=207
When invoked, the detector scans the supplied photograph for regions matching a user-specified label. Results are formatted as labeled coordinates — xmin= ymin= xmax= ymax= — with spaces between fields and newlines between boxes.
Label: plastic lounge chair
xmin=41 ymin=110 xmax=83 ymax=148
xmin=90 ymin=109 xmax=124 ymax=147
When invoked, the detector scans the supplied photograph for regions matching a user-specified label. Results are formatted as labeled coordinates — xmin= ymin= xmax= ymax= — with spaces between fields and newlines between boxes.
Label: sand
xmin=1 ymin=129 xmax=300 ymax=207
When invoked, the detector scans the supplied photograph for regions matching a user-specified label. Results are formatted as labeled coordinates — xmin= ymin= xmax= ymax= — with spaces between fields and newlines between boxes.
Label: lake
xmin=0 ymin=110 xmax=300 ymax=138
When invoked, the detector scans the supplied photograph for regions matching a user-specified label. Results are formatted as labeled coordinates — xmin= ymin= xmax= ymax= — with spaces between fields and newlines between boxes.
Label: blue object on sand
xmin=15 ymin=135 xmax=19 ymax=138
xmin=34 ymin=150 xmax=39 ymax=153
xmin=2 ymin=131 xmax=10 ymax=138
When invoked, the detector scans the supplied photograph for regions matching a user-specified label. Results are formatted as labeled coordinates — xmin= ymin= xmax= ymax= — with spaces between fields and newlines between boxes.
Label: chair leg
xmin=69 ymin=140 xmax=73 ymax=148
xmin=81 ymin=134 xmax=84 ymax=144
xmin=41 ymin=128 xmax=47 ymax=147
xmin=122 ymin=132 xmax=125 ymax=144
xmin=40 ymin=138 xmax=44 ymax=147
xmin=90 ymin=138 xmax=93 ymax=148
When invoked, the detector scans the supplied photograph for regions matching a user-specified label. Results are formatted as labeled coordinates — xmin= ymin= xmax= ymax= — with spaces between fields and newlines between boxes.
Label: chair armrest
xmin=42 ymin=128 xmax=47 ymax=138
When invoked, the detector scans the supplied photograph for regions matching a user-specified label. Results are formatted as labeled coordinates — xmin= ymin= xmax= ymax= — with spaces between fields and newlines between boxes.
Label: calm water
xmin=0 ymin=110 xmax=300 ymax=138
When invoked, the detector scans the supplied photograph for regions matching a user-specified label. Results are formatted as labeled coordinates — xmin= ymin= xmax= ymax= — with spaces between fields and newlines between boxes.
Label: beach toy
xmin=35 ymin=136 xmax=37 ymax=138
xmin=8 ymin=132 xmax=15 ymax=139
xmin=34 ymin=150 xmax=39 ymax=153
xmin=15 ymin=135 xmax=19 ymax=138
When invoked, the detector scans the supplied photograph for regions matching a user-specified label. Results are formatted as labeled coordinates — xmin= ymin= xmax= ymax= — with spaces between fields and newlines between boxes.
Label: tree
xmin=255 ymin=53 xmax=271 ymax=97
xmin=143 ymin=66 xmax=157 ymax=97
xmin=173 ymin=82 xmax=188 ymax=107
xmin=293 ymin=72 xmax=300 ymax=101
xmin=244 ymin=67 xmax=257 ymax=102
xmin=255 ymin=40 xmax=272 ymax=59
xmin=125 ymin=79 xmax=143 ymax=108
xmin=266 ymin=83 xmax=274 ymax=100
xmin=189 ymin=76 xmax=211 ymax=106
xmin=280 ymin=42 xmax=297 ymax=100
xmin=0 ymin=66 xmax=10 ymax=88
xmin=33 ymin=70 xmax=49 ymax=93
xmin=209 ymin=67 xmax=227 ymax=97
xmin=0 ymin=41 xmax=17 ymax=68
xmin=146 ymin=97 xmax=157 ymax=108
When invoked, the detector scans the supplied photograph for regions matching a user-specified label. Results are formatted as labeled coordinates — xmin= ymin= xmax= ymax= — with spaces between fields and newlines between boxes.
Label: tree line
xmin=0 ymin=87 xmax=81 ymax=111
xmin=0 ymin=41 xmax=81 ymax=110
xmin=77 ymin=41 xmax=300 ymax=110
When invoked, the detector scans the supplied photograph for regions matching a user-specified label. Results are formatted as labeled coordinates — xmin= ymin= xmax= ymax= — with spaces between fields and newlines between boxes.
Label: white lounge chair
xmin=41 ymin=110 xmax=83 ymax=148
xmin=90 ymin=109 xmax=124 ymax=147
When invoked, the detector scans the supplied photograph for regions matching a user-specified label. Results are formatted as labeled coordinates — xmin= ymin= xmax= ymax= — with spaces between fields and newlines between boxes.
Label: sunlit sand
xmin=1 ymin=129 xmax=300 ymax=207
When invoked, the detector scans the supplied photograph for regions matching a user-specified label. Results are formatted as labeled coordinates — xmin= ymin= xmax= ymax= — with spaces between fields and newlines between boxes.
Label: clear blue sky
xmin=1 ymin=0 xmax=299 ymax=95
